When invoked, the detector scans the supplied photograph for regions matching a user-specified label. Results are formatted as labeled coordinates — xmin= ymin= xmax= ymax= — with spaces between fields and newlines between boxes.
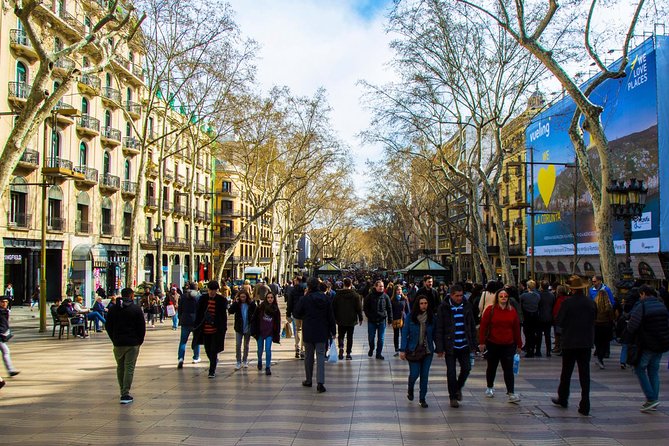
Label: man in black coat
xmin=193 ymin=280 xmax=228 ymax=378
xmin=551 ymin=276 xmax=596 ymax=415
xmin=106 ymin=288 xmax=146 ymax=404
xmin=294 ymin=277 xmax=336 ymax=393
xmin=435 ymin=284 xmax=477 ymax=408
xmin=415 ymin=275 xmax=441 ymax=315
xmin=332 ymin=278 xmax=363 ymax=360
xmin=177 ymin=282 xmax=201 ymax=369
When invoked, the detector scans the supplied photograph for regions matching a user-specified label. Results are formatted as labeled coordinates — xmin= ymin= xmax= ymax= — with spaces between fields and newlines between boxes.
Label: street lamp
xmin=153 ymin=226 xmax=162 ymax=293
xmin=39 ymin=107 xmax=79 ymax=333
xmin=606 ymin=178 xmax=648 ymax=287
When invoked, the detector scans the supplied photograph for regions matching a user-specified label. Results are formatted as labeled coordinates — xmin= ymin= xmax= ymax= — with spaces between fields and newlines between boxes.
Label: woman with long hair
xmin=250 ymin=292 xmax=281 ymax=376
xmin=391 ymin=285 xmax=410 ymax=356
xmin=479 ymin=288 xmax=522 ymax=403
xmin=594 ymin=288 xmax=614 ymax=369
xmin=400 ymin=296 xmax=435 ymax=408
xmin=229 ymin=290 xmax=257 ymax=370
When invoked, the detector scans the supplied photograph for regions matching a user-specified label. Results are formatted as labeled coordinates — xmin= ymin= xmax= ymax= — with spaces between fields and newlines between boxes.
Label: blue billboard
xmin=525 ymin=37 xmax=665 ymax=256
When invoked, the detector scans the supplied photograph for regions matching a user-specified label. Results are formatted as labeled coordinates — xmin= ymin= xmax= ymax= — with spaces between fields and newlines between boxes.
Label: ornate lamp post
xmin=606 ymin=178 xmax=647 ymax=288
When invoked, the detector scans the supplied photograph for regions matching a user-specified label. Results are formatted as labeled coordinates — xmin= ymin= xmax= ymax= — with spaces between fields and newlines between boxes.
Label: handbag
xmin=284 ymin=321 xmax=293 ymax=339
xmin=166 ymin=304 xmax=176 ymax=317
xmin=405 ymin=341 xmax=427 ymax=362
xmin=392 ymin=319 xmax=403 ymax=329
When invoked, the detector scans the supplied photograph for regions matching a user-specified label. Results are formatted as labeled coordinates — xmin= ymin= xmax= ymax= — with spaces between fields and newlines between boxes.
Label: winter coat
xmin=400 ymin=313 xmax=435 ymax=354
xmin=557 ymin=291 xmax=596 ymax=349
xmin=415 ymin=286 xmax=441 ymax=315
xmin=434 ymin=298 xmax=477 ymax=355
xmin=178 ymin=290 xmax=200 ymax=328
xmin=105 ymin=299 xmax=146 ymax=347
xmin=332 ymin=288 xmax=363 ymax=326
xmin=626 ymin=297 xmax=669 ymax=353
xmin=391 ymin=296 xmax=410 ymax=321
xmin=363 ymin=290 xmax=392 ymax=324
xmin=293 ymin=291 xmax=336 ymax=344
xmin=229 ymin=300 xmax=257 ymax=334
xmin=286 ymin=283 xmax=306 ymax=319
xmin=249 ymin=304 xmax=281 ymax=343
xmin=538 ymin=290 xmax=556 ymax=324
xmin=192 ymin=293 xmax=228 ymax=352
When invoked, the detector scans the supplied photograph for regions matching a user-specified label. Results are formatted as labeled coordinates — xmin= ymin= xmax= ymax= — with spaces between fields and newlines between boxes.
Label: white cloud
xmin=226 ymin=0 xmax=396 ymax=195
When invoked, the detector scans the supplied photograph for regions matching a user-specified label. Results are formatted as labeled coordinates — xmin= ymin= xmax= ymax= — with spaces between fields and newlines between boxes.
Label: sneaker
xmin=265 ymin=368 xmax=272 ymax=376
xmin=192 ymin=358 xmax=201 ymax=364
xmin=120 ymin=395 xmax=134 ymax=404
xmin=641 ymin=400 xmax=660 ymax=412
xmin=507 ymin=393 xmax=521 ymax=403
xmin=455 ymin=390 xmax=463 ymax=401
xmin=208 ymin=373 xmax=216 ymax=379
xmin=300 ymin=351 xmax=305 ymax=360
xmin=551 ymin=397 xmax=568 ymax=408
xmin=485 ymin=387 xmax=494 ymax=398
xmin=407 ymin=388 xmax=414 ymax=401
xmin=368 ymin=348 xmax=373 ymax=357
xmin=450 ymin=399 xmax=460 ymax=408
xmin=338 ymin=351 xmax=344 ymax=360
xmin=345 ymin=354 xmax=352 ymax=360
xmin=317 ymin=383 xmax=326 ymax=393
xmin=177 ymin=360 xmax=184 ymax=369
xmin=620 ymin=363 xmax=627 ymax=370
xmin=419 ymin=400 xmax=428 ymax=408
xmin=295 ymin=351 xmax=301 ymax=359
xmin=376 ymin=354 xmax=385 ymax=360
xmin=302 ymin=380 xmax=312 ymax=387
xmin=243 ymin=361 xmax=249 ymax=368
xmin=235 ymin=362 xmax=242 ymax=370
xmin=257 ymin=363 xmax=262 ymax=371
xmin=9 ymin=371 xmax=20 ymax=377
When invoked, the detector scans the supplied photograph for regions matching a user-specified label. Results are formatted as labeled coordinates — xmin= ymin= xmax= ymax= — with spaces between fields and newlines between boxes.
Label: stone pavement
xmin=1 ymin=305 xmax=668 ymax=445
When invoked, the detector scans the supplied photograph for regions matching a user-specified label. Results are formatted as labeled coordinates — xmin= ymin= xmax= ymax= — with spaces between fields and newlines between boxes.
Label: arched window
xmin=126 ymin=87 xmax=132 ymax=103
xmin=9 ymin=177 xmax=28 ymax=227
xmin=50 ymin=130 xmax=61 ymax=161
xmin=81 ymin=97 xmax=89 ymax=115
xmin=76 ymin=191 xmax=90 ymax=233
xmin=106 ymin=73 xmax=112 ymax=88
xmin=126 ymin=121 xmax=131 ymax=137
xmin=101 ymin=197 xmax=113 ymax=235
xmin=103 ymin=151 xmax=111 ymax=175
xmin=105 ymin=109 xmax=112 ymax=128
xmin=124 ymin=159 xmax=131 ymax=180
xmin=47 ymin=186 xmax=63 ymax=230
xmin=16 ymin=61 xmax=27 ymax=83
xmin=79 ymin=141 xmax=87 ymax=166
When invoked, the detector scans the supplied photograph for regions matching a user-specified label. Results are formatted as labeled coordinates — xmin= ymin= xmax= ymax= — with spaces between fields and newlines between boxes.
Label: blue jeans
xmin=177 ymin=326 xmax=200 ymax=361
xmin=620 ymin=343 xmax=628 ymax=364
xmin=635 ymin=350 xmax=662 ymax=402
xmin=257 ymin=336 xmax=273 ymax=369
xmin=171 ymin=314 xmax=178 ymax=329
xmin=408 ymin=353 xmax=433 ymax=401
xmin=368 ymin=321 xmax=386 ymax=356
xmin=87 ymin=311 xmax=106 ymax=331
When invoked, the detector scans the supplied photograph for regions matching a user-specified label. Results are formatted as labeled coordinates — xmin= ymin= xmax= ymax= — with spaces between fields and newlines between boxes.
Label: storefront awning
xmin=72 ymin=243 xmax=108 ymax=263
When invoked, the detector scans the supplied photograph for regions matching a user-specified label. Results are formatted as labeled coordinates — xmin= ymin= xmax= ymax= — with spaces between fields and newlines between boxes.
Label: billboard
xmin=525 ymin=37 xmax=662 ymax=256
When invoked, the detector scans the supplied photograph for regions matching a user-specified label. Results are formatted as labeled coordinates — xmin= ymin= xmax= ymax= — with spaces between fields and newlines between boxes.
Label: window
xmin=126 ymin=121 xmax=131 ymax=137
xmin=16 ymin=62 xmax=27 ymax=83
xmin=9 ymin=178 xmax=28 ymax=227
xmin=163 ymin=186 xmax=169 ymax=204
xmin=146 ymin=217 xmax=152 ymax=237
xmin=106 ymin=73 xmax=112 ymax=88
xmin=124 ymin=159 xmax=131 ymax=180
xmin=76 ymin=191 xmax=90 ymax=233
xmin=126 ymin=87 xmax=132 ymax=103
xmin=185 ymin=224 xmax=190 ymax=241
xmin=81 ymin=97 xmax=89 ymax=115
xmin=101 ymin=197 xmax=113 ymax=235
xmin=173 ymin=221 xmax=178 ymax=239
xmin=222 ymin=181 xmax=232 ymax=193
xmin=47 ymin=186 xmax=63 ymax=230
xmin=50 ymin=130 xmax=61 ymax=161
xmin=103 ymin=151 xmax=110 ymax=175
xmin=123 ymin=203 xmax=132 ymax=238
xmin=79 ymin=142 xmax=87 ymax=166
xmin=54 ymin=37 xmax=63 ymax=52
xmin=105 ymin=109 xmax=112 ymax=129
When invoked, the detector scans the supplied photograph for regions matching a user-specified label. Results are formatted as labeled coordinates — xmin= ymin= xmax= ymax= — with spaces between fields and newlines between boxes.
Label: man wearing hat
xmin=193 ymin=280 xmax=228 ymax=378
xmin=552 ymin=275 xmax=596 ymax=416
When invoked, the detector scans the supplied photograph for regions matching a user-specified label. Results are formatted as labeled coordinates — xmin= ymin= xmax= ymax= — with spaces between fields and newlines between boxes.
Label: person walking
xmin=551 ymin=275 xmax=596 ymax=416
xmin=250 ymin=293 xmax=281 ymax=375
xmin=435 ymin=284 xmax=477 ymax=408
xmin=193 ymin=281 xmax=228 ymax=379
xmin=4 ymin=283 xmax=13 ymax=310
xmin=551 ymin=285 xmax=570 ymax=355
xmin=294 ymin=277 xmax=336 ymax=393
xmin=519 ymin=280 xmax=541 ymax=357
xmin=391 ymin=284 xmax=410 ymax=357
xmin=177 ymin=282 xmax=201 ymax=369
xmin=253 ymin=280 xmax=271 ymax=305
xmin=332 ymin=278 xmax=363 ymax=360
xmin=400 ymin=295 xmax=435 ymax=408
xmin=478 ymin=288 xmax=522 ymax=403
xmin=106 ymin=288 xmax=146 ymax=404
xmin=593 ymin=288 xmax=614 ymax=369
xmin=625 ymin=285 xmax=669 ymax=412
xmin=0 ymin=296 xmax=19 ymax=379
xmin=589 ymin=275 xmax=615 ymax=306
xmin=363 ymin=280 xmax=392 ymax=360
xmin=229 ymin=290 xmax=256 ymax=370
xmin=286 ymin=277 xmax=307 ymax=359
xmin=415 ymin=275 xmax=441 ymax=315
xmin=537 ymin=281 xmax=556 ymax=357
xmin=165 ymin=288 xmax=180 ymax=330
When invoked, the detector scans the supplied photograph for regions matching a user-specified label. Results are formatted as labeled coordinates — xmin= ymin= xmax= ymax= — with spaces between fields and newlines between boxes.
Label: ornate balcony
xmin=121 ymin=180 xmax=137 ymax=198
xmin=122 ymin=136 xmax=140 ymax=156
xmin=16 ymin=149 xmax=39 ymax=172
xmin=75 ymin=219 xmax=92 ymax=234
xmin=47 ymin=217 xmax=66 ymax=233
xmin=101 ymin=127 xmax=122 ymax=147
xmin=10 ymin=29 xmax=38 ymax=61
xmin=52 ymin=101 xmax=77 ymax=125
xmin=163 ymin=168 xmax=174 ymax=183
xmin=8 ymin=82 xmax=30 ymax=108
xmin=101 ymin=87 xmax=121 ymax=107
xmin=73 ymin=165 xmax=99 ymax=188
xmin=124 ymin=100 xmax=141 ymax=119
xmin=144 ymin=196 xmax=157 ymax=212
xmin=7 ymin=212 xmax=31 ymax=230
xmin=112 ymin=55 xmax=144 ymax=86
xmin=43 ymin=157 xmax=75 ymax=179
xmin=78 ymin=74 xmax=101 ymax=95
xmin=174 ymin=174 xmax=185 ymax=187
xmin=77 ymin=114 xmax=100 ymax=137
xmin=162 ymin=201 xmax=172 ymax=214
xmin=101 ymin=223 xmax=114 ymax=237
xmin=216 ymin=209 xmax=240 ymax=218
xmin=99 ymin=173 xmax=120 ymax=193
xmin=146 ymin=162 xmax=158 ymax=178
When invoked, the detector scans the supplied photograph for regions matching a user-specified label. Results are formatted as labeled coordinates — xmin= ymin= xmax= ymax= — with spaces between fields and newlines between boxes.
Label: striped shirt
xmin=451 ymin=301 xmax=467 ymax=349
xmin=204 ymin=298 xmax=217 ymax=334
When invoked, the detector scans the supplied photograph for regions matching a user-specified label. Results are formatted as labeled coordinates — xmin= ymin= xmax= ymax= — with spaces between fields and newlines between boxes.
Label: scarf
xmin=417 ymin=312 xmax=427 ymax=348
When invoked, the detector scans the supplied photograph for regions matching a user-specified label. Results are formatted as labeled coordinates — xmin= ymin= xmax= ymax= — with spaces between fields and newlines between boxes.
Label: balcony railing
xmin=122 ymin=181 xmax=137 ymax=194
xmin=219 ymin=230 xmax=236 ymax=239
xmin=8 ymin=81 xmax=30 ymax=100
xmin=19 ymin=149 xmax=39 ymax=165
xmin=173 ymin=204 xmax=185 ymax=215
xmin=73 ymin=165 xmax=98 ymax=183
xmin=9 ymin=29 xmax=30 ymax=47
xmin=79 ymin=74 xmax=101 ymax=91
xmin=123 ymin=136 xmax=140 ymax=150
xmin=145 ymin=197 xmax=157 ymax=208
xmin=101 ymin=223 xmax=114 ymax=236
xmin=75 ymin=219 xmax=92 ymax=234
xmin=123 ymin=225 xmax=131 ymax=238
xmin=216 ymin=209 xmax=239 ymax=217
xmin=58 ymin=9 xmax=84 ymax=34
xmin=162 ymin=201 xmax=172 ymax=213
xmin=102 ymin=86 xmax=121 ymax=103
xmin=7 ymin=212 xmax=31 ymax=229
xmin=47 ymin=217 xmax=66 ymax=232
xmin=78 ymin=114 xmax=100 ymax=132
xmin=100 ymin=173 xmax=120 ymax=189
xmin=124 ymin=100 xmax=141 ymax=116
xmin=46 ymin=157 xmax=73 ymax=170
xmin=102 ymin=126 xmax=121 ymax=142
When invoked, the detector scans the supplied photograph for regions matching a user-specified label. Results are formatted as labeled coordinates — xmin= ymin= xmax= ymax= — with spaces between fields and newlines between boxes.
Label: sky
xmin=226 ymin=0 xmax=397 ymax=196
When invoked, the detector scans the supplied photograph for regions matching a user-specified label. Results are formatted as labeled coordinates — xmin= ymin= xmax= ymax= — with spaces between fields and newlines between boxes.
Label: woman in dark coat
xmin=193 ymin=281 xmax=228 ymax=378
xmin=250 ymin=293 xmax=281 ymax=375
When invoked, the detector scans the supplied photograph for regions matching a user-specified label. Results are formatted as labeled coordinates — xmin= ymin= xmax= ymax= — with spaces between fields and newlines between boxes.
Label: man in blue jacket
xmin=294 ymin=277 xmax=336 ymax=393
xmin=106 ymin=287 xmax=146 ymax=404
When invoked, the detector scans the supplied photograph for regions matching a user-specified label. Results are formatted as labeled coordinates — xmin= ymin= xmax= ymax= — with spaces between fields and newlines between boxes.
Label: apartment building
xmin=0 ymin=2 xmax=213 ymax=304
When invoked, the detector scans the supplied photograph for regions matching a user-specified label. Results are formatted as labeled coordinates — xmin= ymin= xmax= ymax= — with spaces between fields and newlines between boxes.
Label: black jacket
xmin=538 ymin=291 xmax=556 ymax=324
xmin=557 ymin=291 xmax=596 ymax=349
xmin=363 ymin=290 xmax=392 ymax=324
xmin=249 ymin=304 xmax=281 ymax=343
xmin=229 ymin=300 xmax=257 ymax=334
xmin=332 ymin=288 xmax=363 ymax=326
xmin=178 ymin=290 xmax=199 ymax=328
xmin=0 ymin=307 xmax=9 ymax=334
xmin=434 ymin=298 xmax=477 ymax=355
xmin=293 ymin=291 xmax=336 ymax=343
xmin=106 ymin=299 xmax=146 ymax=347
xmin=416 ymin=286 xmax=441 ymax=315
xmin=193 ymin=293 xmax=228 ymax=352
xmin=286 ymin=283 xmax=306 ymax=318
xmin=626 ymin=297 xmax=669 ymax=353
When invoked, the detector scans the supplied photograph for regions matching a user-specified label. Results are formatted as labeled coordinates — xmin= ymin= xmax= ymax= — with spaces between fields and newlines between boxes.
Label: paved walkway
xmin=1 ymin=305 xmax=668 ymax=445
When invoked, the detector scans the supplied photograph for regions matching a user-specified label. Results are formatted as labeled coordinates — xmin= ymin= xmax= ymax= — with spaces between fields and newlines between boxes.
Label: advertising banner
xmin=525 ymin=37 xmax=660 ymax=257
